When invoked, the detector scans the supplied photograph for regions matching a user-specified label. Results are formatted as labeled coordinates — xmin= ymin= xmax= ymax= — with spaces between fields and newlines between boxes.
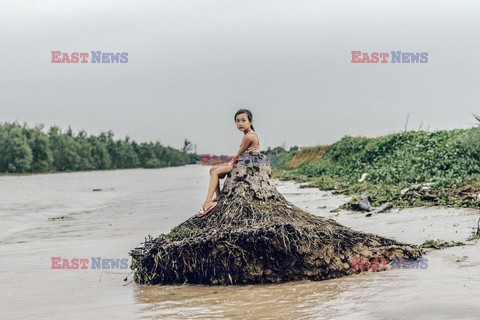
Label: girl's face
xmin=235 ymin=113 xmax=251 ymax=131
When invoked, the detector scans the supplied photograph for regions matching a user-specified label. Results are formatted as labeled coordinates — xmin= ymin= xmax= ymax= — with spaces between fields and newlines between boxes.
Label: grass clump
xmin=418 ymin=239 xmax=464 ymax=249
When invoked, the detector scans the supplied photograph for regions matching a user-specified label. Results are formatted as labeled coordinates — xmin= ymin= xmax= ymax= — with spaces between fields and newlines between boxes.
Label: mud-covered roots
xmin=130 ymin=164 xmax=422 ymax=285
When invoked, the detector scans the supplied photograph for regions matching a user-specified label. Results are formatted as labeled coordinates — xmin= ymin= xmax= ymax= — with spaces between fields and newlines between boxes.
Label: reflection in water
xmin=133 ymin=278 xmax=351 ymax=320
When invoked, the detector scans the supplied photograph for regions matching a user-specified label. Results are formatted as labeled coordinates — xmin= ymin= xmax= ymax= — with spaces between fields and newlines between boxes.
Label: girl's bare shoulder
xmin=242 ymin=134 xmax=256 ymax=142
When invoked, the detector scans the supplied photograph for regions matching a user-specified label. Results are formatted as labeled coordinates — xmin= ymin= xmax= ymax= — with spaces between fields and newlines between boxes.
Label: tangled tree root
xmin=130 ymin=163 xmax=422 ymax=285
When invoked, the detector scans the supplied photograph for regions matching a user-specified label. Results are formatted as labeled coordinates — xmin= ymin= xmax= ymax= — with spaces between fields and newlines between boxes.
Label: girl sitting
xmin=196 ymin=108 xmax=260 ymax=217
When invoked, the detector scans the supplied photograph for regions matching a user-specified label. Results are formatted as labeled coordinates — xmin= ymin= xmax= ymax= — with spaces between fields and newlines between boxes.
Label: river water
xmin=1 ymin=165 xmax=479 ymax=320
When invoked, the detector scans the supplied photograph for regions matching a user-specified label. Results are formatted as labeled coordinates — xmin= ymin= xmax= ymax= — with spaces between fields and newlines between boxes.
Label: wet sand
xmin=1 ymin=166 xmax=479 ymax=319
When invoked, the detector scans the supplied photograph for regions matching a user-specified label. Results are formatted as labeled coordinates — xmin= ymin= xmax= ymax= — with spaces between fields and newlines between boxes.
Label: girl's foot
xmin=196 ymin=201 xmax=218 ymax=217
xmin=202 ymin=200 xmax=215 ymax=210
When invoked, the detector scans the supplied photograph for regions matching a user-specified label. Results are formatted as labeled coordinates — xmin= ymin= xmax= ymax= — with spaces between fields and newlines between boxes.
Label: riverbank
xmin=0 ymin=122 xmax=195 ymax=174
xmin=271 ymin=128 xmax=480 ymax=211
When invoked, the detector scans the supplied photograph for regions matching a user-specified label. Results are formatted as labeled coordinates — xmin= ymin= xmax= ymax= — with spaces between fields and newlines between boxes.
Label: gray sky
xmin=1 ymin=0 xmax=479 ymax=155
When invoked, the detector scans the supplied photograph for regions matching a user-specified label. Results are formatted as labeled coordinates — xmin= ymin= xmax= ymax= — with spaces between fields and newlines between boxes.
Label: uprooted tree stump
xmin=129 ymin=161 xmax=422 ymax=285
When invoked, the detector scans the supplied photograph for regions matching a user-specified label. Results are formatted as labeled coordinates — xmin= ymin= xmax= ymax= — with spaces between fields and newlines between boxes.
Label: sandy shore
xmin=276 ymin=181 xmax=480 ymax=245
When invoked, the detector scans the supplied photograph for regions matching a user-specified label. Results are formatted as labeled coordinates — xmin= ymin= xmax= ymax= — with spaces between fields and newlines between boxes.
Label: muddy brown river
xmin=1 ymin=166 xmax=479 ymax=319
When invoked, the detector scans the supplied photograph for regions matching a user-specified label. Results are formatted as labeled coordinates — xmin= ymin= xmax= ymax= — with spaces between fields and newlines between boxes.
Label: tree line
xmin=0 ymin=122 xmax=198 ymax=173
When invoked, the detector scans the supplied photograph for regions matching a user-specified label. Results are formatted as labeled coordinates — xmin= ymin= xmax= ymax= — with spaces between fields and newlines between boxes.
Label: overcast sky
xmin=1 ymin=0 xmax=479 ymax=155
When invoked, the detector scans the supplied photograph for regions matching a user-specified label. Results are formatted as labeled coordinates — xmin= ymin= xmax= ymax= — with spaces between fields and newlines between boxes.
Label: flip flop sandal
xmin=196 ymin=202 xmax=218 ymax=217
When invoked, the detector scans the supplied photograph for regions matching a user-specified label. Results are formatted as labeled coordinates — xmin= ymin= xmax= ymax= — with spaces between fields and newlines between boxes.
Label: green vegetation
xmin=143 ymin=226 xmax=202 ymax=246
xmin=0 ymin=122 xmax=199 ymax=174
xmin=418 ymin=239 xmax=464 ymax=249
xmin=466 ymin=234 xmax=480 ymax=241
xmin=181 ymin=138 xmax=202 ymax=165
xmin=272 ymin=122 xmax=480 ymax=209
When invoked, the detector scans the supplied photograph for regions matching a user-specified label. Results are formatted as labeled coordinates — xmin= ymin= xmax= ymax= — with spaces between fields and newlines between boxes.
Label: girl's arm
xmin=229 ymin=135 xmax=255 ymax=164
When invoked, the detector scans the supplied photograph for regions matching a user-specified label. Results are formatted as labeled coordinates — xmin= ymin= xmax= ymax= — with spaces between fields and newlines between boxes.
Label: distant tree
xmin=88 ymin=136 xmax=111 ymax=170
xmin=181 ymin=138 xmax=201 ymax=164
xmin=182 ymin=139 xmax=194 ymax=154
xmin=49 ymin=126 xmax=83 ymax=171
xmin=0 ymin=122 xmax=189 ymax=173
xmin=27 ymin=130 xmax=53 ymax=172
xmin=0 ymin=126 xmax=33 ymax=173
xmin=272 ymin=146 xmax=286 ymax=156
xmin=107 ymin=138 xmax=139 ymax=169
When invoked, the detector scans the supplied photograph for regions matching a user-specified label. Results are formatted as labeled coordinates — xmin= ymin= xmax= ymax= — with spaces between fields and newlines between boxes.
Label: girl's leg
xmin=209 ymin=165 xmax=222 ymax=198
xmin=215 ymin=182 xmax=221 ymax=199
xmin=202 ymin=164 xmax=233 ymax=208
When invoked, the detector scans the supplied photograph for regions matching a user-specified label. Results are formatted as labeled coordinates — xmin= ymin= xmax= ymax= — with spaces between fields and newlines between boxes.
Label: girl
xmin=196 ymin=109 xmax=260 ymax=217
